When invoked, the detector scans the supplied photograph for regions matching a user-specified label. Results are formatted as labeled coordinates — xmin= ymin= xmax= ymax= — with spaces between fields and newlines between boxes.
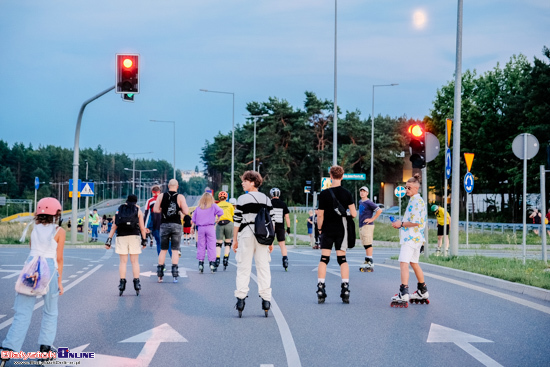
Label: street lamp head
xmin=391 ymin=83 xmax=399 ymax=86
xmin=199 ymin=89 xmax=208 ymax=92
xmin=124 ymin=168 xmax=130 ymax=171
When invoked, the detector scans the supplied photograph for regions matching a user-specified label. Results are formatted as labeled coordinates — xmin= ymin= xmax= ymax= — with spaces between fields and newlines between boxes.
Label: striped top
xmin=233 ymin=192 xmax=274 ymax=234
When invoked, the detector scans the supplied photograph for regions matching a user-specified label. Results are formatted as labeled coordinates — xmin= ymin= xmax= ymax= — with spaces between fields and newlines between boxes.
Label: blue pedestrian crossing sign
xmin=464 ymin=172 xmax=474 ymax=193
xmin=445 ymin=148 xmax=451 ymax=179
xmin=35 ymin=177 xmax=40 ymax=190
xmin=394 ymin=186 xmax=406 ymax=198
xmin=80 ymin=182 xmax=95 ymax=197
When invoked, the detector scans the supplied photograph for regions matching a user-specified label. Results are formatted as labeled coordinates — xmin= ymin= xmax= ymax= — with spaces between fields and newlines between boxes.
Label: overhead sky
xmin=1 ymin=0 xmax=548 ymax=171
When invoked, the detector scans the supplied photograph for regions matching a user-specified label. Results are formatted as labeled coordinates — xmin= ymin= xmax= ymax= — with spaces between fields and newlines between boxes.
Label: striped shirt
xmin=233 ymin=192 xmax=274 ymax=234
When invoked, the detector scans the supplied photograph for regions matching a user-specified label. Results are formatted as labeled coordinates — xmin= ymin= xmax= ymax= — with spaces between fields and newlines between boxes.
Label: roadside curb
xmin=0 ymin=244 xmax=104 ymax=249
xmin=384 ymin=259 xmax=550 ymax=302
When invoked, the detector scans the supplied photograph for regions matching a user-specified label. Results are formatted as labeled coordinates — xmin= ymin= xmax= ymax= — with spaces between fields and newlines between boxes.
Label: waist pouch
xmin=218 ymin=220 xmax=231 ymax=226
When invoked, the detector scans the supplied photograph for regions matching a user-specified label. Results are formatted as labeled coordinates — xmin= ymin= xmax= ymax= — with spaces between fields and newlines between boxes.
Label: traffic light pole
xmin=71 ymin=86 xmax=115 ymax=245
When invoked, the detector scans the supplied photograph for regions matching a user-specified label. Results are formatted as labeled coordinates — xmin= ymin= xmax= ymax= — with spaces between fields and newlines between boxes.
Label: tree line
xmin=202 ymin=47 xmax=550 ymax=222
xmin=0 ymin=143 xmax=207 ymax=212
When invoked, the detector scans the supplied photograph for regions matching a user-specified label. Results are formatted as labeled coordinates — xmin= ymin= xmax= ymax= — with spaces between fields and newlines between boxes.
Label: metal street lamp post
xmin=200 ymin=89 xmax=235 ymax=199
xmin=371 ymin=83 xmax=398 ymax=198
xmin=244 ymin=114 xmax=269 ymax=171
xmin=150 ymin=120 xmax=176 ymax=179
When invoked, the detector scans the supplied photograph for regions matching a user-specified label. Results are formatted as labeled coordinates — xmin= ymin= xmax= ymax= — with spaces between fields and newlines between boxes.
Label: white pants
xmin=234 ymin=232 xmax=272 ymax=301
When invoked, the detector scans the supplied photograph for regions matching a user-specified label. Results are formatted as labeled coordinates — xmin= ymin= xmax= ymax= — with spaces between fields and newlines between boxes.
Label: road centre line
xmin=230 ymin=261 xmax=302 ymax=367
xmin=377 ymin=263 xmax=550 ymax=315
xmin=0 ymin=264 xmax=103 ymax=331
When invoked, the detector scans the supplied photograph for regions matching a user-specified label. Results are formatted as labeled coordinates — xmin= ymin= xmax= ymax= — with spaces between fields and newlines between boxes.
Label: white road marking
xmin=77 ymin=271 xmax=84 ymax=274
xmin=427 ymin=323 xmax=503 ymax=367
xmin=0 ymin=264 xmax=103 ymax=331
xmin=377 ymin=263 xmax=550 ymax=315
xmin=69 ymin=275 xmax=77 ymax=278
xmin=230 ymin=261 xmax=302 ymax=367
xmin=71 ymin=323 xmax=187 ymax=367
xmin=0 ymin=269 xmax=21 ymax=279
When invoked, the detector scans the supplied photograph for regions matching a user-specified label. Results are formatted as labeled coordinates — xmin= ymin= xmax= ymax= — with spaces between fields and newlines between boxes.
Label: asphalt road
xmin=1 ymin=240 xmax=549 ymax=367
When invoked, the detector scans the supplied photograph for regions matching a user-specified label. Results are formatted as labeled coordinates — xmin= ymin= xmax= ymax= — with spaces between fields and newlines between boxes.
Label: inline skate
xmin=390 ymin=285 xmax=409 ymax=308
xmin=261 ymin=298 xmax=271 ymax=317
xmin=282 ymin=256 xmax=289 ymax=271
xmin=172 ymin=264 xmax=179 ymax=283
xmin=198 ymin=261 xmax=204 ymax=273
xmin=157 ymin=264 xmax=164 ymax=283
xmin=133 ymin=278 xmax=141 ymax=296
xmin=235 ymin=297 xmax=246 ymax=318
xmin=209 ymin=261 xmax=217 ymax=273
xmin=118 ymin=278 xmax=126 ymax=296
xmin=223 ymin=254 xmax=229 ymax=270
xmin=409 ymin=283 xmax=430 ymax=305
xmin=340 ymin=282 xmax=350 ymax=304
xmin=316 ymin=282 xmax=327 ymax=304
xmin=359 ymin=257 xmax=374 ymax=272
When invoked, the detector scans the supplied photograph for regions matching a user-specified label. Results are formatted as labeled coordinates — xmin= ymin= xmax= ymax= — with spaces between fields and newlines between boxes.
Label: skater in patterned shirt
xmin=390 ymin=174 xmax=429 ymax=307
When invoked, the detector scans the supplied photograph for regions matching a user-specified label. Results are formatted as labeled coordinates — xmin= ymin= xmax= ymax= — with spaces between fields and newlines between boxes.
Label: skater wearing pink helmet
xmin=0 ymin=197 xmax=65 ymax=364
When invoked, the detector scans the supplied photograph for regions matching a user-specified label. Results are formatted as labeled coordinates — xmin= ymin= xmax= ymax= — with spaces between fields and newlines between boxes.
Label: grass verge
xmin=389 ymin=254 xmax=550 ymax=290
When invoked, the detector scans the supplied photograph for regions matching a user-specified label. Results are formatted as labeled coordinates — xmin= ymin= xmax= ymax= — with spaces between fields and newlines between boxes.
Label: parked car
xmin=383 ymin=206 xmax=400 ymax=214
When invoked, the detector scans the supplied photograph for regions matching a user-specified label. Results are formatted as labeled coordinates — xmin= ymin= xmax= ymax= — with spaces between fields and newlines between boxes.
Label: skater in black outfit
xmin=316 ymin=166 xmax=356 ymax=304
xmin=269 ymin=188 xmax=291 ymax=271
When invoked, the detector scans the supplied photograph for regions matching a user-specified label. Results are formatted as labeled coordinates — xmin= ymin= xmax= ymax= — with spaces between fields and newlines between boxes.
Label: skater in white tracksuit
xmin=232 ymin=170 xmax=274 ymax=317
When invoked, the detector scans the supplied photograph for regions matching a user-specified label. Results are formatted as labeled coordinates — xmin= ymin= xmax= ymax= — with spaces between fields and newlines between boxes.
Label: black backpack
xmin=250 ymin=194 xmax=275 ymax=245
xmin=116 ymin=204 xmax=139 ymax=232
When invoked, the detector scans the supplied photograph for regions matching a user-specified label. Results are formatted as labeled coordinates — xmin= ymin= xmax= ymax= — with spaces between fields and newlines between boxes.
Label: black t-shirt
xmin=271 ymin=198 xmax=290 ymax=228
xmin=183 ymin=215 xmax=192 ymax=228
xmin=318 ymin=186 xmax=353 ymax=236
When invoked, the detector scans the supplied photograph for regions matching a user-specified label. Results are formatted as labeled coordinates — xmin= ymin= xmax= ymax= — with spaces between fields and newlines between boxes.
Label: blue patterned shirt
xmin=399 ymin=193 xmax=426 ymax=247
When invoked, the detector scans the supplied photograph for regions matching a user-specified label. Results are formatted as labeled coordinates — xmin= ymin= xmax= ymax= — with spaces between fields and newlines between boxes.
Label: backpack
xmin=248 ymin=194 xmax=275 ymax=245
xmin=116 ymin=204 xmax=139 ymax=232
xmin=328 ymin=188 xmax=356 ymax=249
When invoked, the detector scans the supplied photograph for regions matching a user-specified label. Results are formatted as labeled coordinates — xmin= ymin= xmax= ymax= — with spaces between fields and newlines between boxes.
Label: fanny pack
xmin=218 ymin=220 xmax=231 ymax=226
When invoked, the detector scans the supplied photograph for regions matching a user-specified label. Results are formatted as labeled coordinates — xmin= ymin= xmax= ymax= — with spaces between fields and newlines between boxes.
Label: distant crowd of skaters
xmin=0 ymin=165 xmax=430 ymax=366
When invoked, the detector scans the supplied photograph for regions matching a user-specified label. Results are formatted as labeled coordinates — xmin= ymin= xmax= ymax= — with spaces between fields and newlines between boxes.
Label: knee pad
xmin=337 ymin=255 xmax=347 ymax=265
xmin=216 ymin=242 xmax=223 ymax=248
xmin=363 ymin=244 xmax=372 ymax=250
xmin=320 ymin=256 xmax=330 ymax=265
xmin=225 ymin=240 xmax=233 ymax=247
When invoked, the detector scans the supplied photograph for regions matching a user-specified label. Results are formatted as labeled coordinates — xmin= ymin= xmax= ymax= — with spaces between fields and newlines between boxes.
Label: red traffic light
xmin=122 ymin=58 xmax=133 ymax=69
xmin=116 ymin=54 xmax=139 ymax=94
xmin=408 ymin=124 xmax=424 ymax=138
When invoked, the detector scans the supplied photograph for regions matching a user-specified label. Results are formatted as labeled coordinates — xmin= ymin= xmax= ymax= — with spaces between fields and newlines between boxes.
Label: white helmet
xmin=229 ymin=198 xmax=237 ymax=205
xmin=270 ymin=188 xmax=281 ymax=198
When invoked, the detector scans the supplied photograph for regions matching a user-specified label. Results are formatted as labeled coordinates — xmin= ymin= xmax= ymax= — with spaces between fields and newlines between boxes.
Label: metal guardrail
xmin=288 ymin=206 xmax=542 ymax=234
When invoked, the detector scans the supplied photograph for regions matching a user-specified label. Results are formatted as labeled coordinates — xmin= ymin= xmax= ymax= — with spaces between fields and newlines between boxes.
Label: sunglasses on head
xmin=405 ymin=186 xmax=413 ymax=190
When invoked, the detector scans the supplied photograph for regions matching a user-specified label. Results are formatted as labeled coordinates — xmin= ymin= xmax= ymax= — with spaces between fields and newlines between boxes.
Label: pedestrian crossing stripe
xmin=81 ymin=183 xmax=94 ymax=195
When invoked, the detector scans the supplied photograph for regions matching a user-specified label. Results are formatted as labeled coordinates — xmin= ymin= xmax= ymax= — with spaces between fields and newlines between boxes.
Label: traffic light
xmin=122 ymin=93 xmax=135 ymax=102
xmin=116 ymin=54 xmax=139 ymax=94
xmin=408 ymin=123 xmax=426 ymax=168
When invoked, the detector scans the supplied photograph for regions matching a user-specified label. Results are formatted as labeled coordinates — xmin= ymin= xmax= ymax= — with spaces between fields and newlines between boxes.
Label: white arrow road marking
xmin=140 ymin=267 xmax=194 ymax=278
xmin=139 ymin=271 xmax=157 ymax=278
xmin=0 ymin=315 xmax=5 ymax=320
xmin=427 ymin=323 xmax=503 ymax=367
xmin=70 ymin=323 xmax=187 ymax=367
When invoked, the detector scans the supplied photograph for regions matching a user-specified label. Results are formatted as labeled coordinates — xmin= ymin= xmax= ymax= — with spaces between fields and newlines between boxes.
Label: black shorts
xmin=275 ymin=225 xmax=286 ymax=242
xmin=320 ymin=233 xmax=345 ymax=251
xmin=437 ymin=224 xmax=450 ymax=236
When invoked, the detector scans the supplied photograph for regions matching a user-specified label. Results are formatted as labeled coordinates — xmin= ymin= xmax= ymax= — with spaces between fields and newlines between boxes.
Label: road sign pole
xmin=34 ymin=188 xmax=37 ymax=214
xmin=466 ymin=193 xmax=469 ymax=249
xmin=522 ymin=134 xmax=527 ymax=265
xmin=540 ymin=165 xmax=547 ymax=264
xmin=422 ymin=167 xmax=429 ymax=258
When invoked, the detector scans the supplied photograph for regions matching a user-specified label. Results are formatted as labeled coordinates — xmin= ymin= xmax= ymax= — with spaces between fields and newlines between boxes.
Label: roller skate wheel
xmin=359 ymin=268 xmax=364 ymax=272
xmin=119 ymin=291 xmax=123 ymax=296
xmin=426 ymin=299 xmax=430 ymax=304
xmin=158 ymin=278 xmax=163 ymax=283
xmin=318 ymin=298 xmax=325 ymax=304
xmin=238 ymin=311 xmax=242 ymax=318
xmin=404 ymin=302 xmax=409 ymax=308
xmin=265 ymin=310 xmax=269 ymax=317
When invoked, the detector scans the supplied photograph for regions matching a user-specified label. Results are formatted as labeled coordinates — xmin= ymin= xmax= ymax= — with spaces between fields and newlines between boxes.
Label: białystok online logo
xmin=1 ymin=348 xmax=95 ymax=360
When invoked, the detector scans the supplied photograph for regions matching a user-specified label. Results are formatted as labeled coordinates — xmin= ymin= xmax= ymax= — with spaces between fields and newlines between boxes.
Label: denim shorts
xmin=160 ymin=223 xmax=182 ymax=251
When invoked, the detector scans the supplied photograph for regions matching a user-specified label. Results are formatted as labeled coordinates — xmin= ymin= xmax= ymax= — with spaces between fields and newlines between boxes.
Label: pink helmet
xmin=36 ymin=197 xmax=62 ymax=215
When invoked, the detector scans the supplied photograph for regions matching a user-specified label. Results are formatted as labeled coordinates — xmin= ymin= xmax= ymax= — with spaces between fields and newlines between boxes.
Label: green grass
xmin=420 ymin=255 xmax=550 ymax=290
xmin=290 ymin=212 xmax=545 ymax=245
xmin=0 ymin=222 xmax=93 ymax=245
